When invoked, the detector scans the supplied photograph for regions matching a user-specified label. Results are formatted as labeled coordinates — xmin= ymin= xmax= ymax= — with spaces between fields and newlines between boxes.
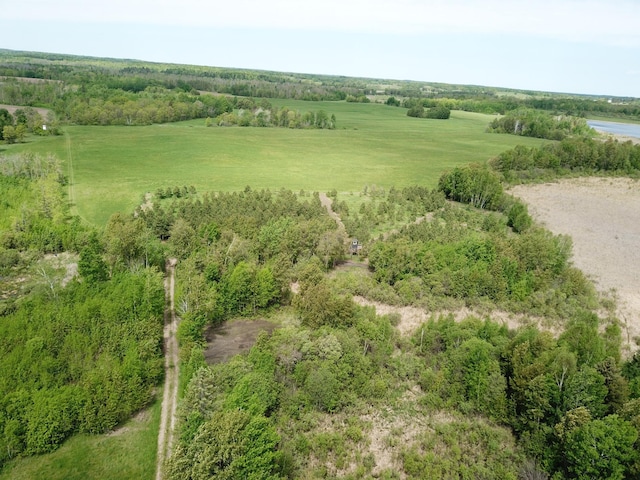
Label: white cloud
xmin=6 ymin=0 xmax=640 ymax=46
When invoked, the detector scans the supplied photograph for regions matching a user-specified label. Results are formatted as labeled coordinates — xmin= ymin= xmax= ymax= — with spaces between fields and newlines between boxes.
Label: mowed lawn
xmin=5 ymin=101 xmax=545 ymax=226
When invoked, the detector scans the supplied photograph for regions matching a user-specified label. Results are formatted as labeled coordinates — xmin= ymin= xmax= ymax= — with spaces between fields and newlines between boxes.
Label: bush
xmin=507 ymin=199 xmax=532 ymax=233
xmin=425 ymin=106 xmax=451 ymax=119
xmin=438 ymin=164 xmax=504 ymax=210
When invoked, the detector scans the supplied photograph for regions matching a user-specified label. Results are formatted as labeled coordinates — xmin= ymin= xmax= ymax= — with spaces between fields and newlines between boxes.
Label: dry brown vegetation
xmin=511 ymin=177 xmax=640 ymax=355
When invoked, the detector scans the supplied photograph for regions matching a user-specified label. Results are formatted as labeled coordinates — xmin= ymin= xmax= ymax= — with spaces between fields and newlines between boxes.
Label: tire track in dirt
xmin=156 ymin=258 xmax=179 ymax=480
xmin=319 ymin=192 xmax=346 ymax=233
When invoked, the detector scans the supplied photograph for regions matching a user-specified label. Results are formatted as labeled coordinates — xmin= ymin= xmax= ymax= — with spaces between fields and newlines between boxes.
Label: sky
xmin=1 ymin=0 xmax=639 ymax=97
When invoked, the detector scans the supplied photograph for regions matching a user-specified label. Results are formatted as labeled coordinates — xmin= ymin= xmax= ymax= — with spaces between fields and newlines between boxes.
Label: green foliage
xmin=438 ymin=164 xmax=504 ymax=209
xmin=488 ymin=109 xmax=593 ymax=140
xmin=0 ymin=398 xmax=161 ymax=480
xmin=386 ymin=96 xmax=401 ymax=107
xmin=216 ymin=105 xmax=336 ymax=129
xmin=166 ymin=409 xmax=282 ymax=480
xmin=0 ymin=109 xmax=13 ymax=140
xmin=294 ymin=281 xmax=355 ymax=328
xmin=346 ymin=95 xmax=370 ymax=103
xmin=623 ymin=352 xmax=640 ymax=398
xmin=367 ymin=204 xmax=593 ymax=317
xmin=414 ymin=317 xmax=510 ymax=421
xmin=77 ymin=232 xmax=108 ymax=283
xmin=425 ymin=105 xmax=451 ymax=119
xmin=559 ymin=311 xmax=606 ymax=367
xmin=400 ymin=420 xmax=523 ymax=479
xmin=222 ymin=261 xmax=279 ymax=316
xmin=490 ymin=136 xmax=640 ymax=181
xmin=302 ymin=362 xmax=343 ymax=412
xmin=562 ymin=415 xmax=638 ymax=479
xmin=0 ymin=269 xmax=164 ymax=464
xmin=0 ymin=156 xmax=83 ymax=255
xmin=506 ymin=198 xmax=532 ymax=233
xmin=406 ymin=104 xmax=424 ymax=118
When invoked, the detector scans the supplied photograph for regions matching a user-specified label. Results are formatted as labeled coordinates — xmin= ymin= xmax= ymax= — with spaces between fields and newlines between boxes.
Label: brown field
xmin=511 ymin=177 xmax=640 ymax=356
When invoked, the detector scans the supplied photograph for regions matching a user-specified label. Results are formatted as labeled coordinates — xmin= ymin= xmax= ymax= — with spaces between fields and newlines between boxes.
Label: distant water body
xmin=587 ymin=120 xmax=640 ymax=139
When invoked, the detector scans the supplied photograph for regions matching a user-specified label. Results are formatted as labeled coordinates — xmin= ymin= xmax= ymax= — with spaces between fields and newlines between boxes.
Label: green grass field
xmin=3 ymin=101 xmax=546 ymax=226
xmin=0 ymin=399 xmax=160 ymax=480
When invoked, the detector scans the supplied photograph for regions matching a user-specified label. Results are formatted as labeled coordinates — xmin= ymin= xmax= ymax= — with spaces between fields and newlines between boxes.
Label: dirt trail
xmin=156 ymin=258 xmax=179 ymax=480
xmin=319 ymin=192 xmax=346 ymax=233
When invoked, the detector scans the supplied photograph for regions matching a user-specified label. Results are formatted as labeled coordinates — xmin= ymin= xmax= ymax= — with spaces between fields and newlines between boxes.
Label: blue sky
xmin=1 ymin=0 xmax=639 ymax=97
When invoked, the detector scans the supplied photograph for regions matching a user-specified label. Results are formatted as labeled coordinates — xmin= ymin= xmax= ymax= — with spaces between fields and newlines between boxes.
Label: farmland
xmin=5 ymin=101 xmax=544 ymax=226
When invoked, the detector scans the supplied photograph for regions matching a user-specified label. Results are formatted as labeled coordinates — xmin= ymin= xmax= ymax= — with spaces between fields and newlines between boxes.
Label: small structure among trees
xmin=350 ymin=239 xmax=362 ymax=255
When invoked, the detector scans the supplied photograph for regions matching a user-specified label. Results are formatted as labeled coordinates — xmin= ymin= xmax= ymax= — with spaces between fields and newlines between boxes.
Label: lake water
xmin=587 ymin=120 xmax=640 ymax=139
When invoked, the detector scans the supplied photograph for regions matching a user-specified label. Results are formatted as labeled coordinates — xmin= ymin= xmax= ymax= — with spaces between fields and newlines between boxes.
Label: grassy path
xmin=64 ymin=130 xmax=91 ymax=225
xmin=65 ymin=131 xmax=75 ymax=214
xmin=156 ymin=259 xmax=179 ymax=480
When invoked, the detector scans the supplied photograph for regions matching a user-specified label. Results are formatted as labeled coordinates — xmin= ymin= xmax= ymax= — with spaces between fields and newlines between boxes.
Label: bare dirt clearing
xmin=0 ymin=104 xmax=52 ymax=118
xmin=352 ymin=296 xmax=554 ymax=337
xmin=511 ymin=177 xmax=640 ymax=355
xmin=204 ymin=319 xmax=278 ymax=364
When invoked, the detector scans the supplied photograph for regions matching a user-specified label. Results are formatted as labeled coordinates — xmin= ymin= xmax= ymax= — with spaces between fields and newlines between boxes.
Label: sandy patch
xmin=43 ymin=252 xmax=78 ymax=287
xmin=511 ymin=177 xmax=640 ymax=355
xmin=203 ymin=319 xmax=277 ymax=364
xmin=352 ymin=296 xmax=553 ymax=337
xmin=0 ymin=104 xmax=52 ymax=118
xmin=597 ymin=132 xmax=640 ymax=145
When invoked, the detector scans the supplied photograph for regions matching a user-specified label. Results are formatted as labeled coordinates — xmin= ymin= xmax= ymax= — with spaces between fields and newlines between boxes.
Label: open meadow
xmin=3 ymin=101 xmax=545 ymax=226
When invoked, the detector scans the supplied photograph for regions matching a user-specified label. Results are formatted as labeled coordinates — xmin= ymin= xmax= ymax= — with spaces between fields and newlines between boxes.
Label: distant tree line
xmin=214 ymin=106 xmax=336 ymax=129
xmin=487 ymin=109 xmax=593 ymax=140
xmin=53 ymin=87 xmax=229 ymax=125
xmin=388 ymin=94 xmax=640 ymax=120
xmin=490 ymin=136 xmax=640 ymax=181
xmin=2 ymin=50 xmax=638 ymax=132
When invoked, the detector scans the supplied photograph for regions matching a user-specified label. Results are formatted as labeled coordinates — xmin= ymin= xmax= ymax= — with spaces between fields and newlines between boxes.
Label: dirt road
xmin=319 ymin=192 xmax=346 ymax=233
xmin=156 ymin=258 xmax=179 ymax=480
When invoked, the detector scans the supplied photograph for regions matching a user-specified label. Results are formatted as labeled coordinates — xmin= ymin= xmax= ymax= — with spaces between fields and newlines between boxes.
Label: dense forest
xmin=1 ymin=49 xmax=640 ymax=479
